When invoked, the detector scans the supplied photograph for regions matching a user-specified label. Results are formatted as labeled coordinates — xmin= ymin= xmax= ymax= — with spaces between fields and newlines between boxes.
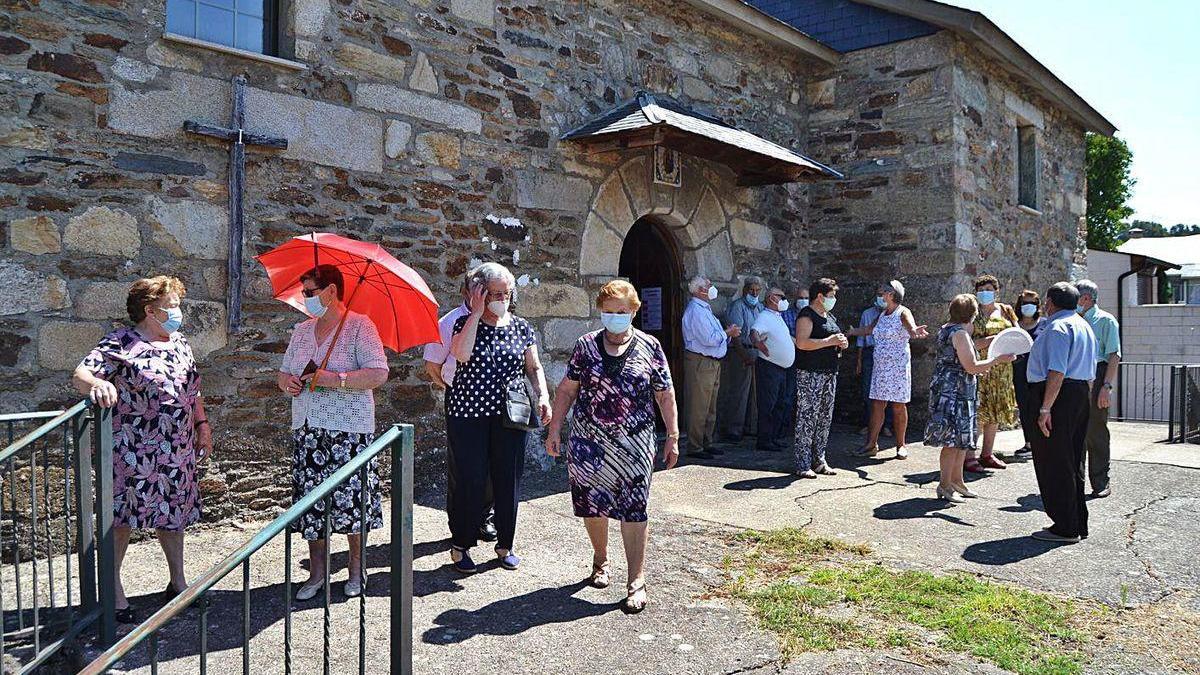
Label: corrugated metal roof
xmin=561 ymin=92 xmax=843 ymax=180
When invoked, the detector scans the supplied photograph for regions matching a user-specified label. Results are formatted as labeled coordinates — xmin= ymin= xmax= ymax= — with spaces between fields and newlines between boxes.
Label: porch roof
xmin=560 ymin=92 xmax=843 ymax=186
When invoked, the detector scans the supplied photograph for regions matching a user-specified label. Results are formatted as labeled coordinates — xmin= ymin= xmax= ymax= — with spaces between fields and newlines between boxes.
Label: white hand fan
xmin=987 ymin=327 xmax=1033 ymax=359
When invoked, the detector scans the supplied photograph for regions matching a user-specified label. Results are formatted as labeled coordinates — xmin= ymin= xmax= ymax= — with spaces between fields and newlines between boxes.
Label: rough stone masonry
xmin=0 ymin=0 xmax=1088 ymax=521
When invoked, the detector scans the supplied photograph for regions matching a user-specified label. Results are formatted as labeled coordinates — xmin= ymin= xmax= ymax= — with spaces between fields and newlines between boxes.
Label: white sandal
xmin=623 ymin=579 xmax=648 ymax=614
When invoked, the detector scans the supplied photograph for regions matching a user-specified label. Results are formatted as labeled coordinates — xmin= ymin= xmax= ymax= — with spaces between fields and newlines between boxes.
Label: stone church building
xmin=1 ymin=0 xmax=1112 ymax=507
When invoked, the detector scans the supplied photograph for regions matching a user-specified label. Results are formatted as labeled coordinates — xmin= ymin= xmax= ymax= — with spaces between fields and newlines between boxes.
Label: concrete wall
xmin=1118 ymin=304 xmax=1200 ymax=421
xmin=1086 ymin=250 xmax=1139 ymax=309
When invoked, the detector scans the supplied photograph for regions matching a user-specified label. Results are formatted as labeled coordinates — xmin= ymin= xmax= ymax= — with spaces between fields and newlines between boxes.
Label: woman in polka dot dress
xmin=446 ymin=263 xmax=553 ymax=574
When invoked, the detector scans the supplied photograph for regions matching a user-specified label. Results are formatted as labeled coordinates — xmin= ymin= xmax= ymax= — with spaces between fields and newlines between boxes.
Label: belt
xmin=685 ymin=351 xmax=722 ymax=362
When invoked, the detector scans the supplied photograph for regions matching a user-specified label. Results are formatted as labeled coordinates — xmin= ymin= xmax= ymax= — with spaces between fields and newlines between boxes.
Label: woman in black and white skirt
xmin=277 ymin=264 xmax=389 ymax=600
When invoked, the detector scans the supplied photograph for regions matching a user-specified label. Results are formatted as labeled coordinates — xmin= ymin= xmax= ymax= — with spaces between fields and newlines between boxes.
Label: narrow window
xmin=166 ymin=0 xmax=279 ymax=55
xmin=1017 ymin=125 xmax=1038 ymax=210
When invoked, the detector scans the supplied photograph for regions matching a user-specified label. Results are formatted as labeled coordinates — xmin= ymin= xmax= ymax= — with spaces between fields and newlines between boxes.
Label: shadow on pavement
xmin=872 ymin=497 xmax=975 ymax=526
xmin=723 ymin=474 xmax=800 ymax=491
xmin=902 ymin=470 xmax=987 ymax=486
xmin=961 ymin=536 xmax=1061 ymax=565
xmin=998 ymin=493 xmax=1044 ymax=513
xmin=421 ymin=581 xmax=618 ymax=645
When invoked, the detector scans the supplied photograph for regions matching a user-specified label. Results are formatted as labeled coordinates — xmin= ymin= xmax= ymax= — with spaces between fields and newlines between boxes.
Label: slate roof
xmin=561 ymin=92 xmax=843 ymax=183
xmin=746 ymin=0 xmax=938 ymax=52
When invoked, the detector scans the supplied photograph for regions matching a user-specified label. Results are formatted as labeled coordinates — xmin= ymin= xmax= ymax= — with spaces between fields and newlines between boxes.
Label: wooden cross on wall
xmin=183 ymin=74 xmax=287 ymax=332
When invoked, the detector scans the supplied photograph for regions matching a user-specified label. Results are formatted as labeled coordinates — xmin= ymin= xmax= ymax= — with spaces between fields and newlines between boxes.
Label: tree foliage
xmin=1119 ymin=220 xmax=1200 ymax=241
xmin=1085 ymin=133 xmax=1135 ymax=251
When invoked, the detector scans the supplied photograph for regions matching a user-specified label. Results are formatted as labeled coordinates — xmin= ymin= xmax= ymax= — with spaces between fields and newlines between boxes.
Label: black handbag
xmin=502 ymin=377 xmax=540 ymax=431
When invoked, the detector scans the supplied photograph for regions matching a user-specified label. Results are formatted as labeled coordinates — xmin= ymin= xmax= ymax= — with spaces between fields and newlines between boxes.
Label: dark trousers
xmin=860 ymin=347 xmax=893 ymax=429
xmin=1013 ymin=355 xmax=1037 ymax=446
xmin=784 ymin=363 xmax=797 ymax=448
xmin=755 ymin=358 xmax=791 ymax=449
xmin=1084 ymin=362 xmax=1111 ymax=492
xmin=445 ymin=406 xmax=494 ymax=530
xmin=445 ymin=415 xmax=526 ymax=551
xmin=1030 ymin=380 xmax=1091 ymax=538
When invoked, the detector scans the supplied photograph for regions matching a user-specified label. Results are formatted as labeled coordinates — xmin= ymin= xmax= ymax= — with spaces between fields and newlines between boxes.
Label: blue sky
xmin=952 ymin=0 xmax=1200 ymax=226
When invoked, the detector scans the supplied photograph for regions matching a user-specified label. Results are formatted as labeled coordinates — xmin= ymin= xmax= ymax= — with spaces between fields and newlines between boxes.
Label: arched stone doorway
xmin=618 ymin=217 xmax=684 ymax=383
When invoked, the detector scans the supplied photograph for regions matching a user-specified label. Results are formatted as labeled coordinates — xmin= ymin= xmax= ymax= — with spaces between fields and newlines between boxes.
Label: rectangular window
xmin=1017 ymin=125 xmax=1038 ymax=210
xmin=166 ymin=0 xmax=277 ymax=55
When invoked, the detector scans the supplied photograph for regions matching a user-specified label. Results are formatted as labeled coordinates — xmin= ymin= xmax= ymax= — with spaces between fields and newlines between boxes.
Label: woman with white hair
xmin=852 ymin=280 xmax=927 ymax=459
xmin=446 ymin=262 xmax=552 ymax=574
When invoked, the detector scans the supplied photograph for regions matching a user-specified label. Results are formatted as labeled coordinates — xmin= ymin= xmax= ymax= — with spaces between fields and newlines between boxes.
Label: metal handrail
xmin=0 ymin=410 xmax=66 ymax=424
xmin=0 ymin=401 xmax=115 ymax=672
xmin=80 ymin=423 xmax=414 ymax=674
xmin=0 ymin=400 xmax=89 ymax=463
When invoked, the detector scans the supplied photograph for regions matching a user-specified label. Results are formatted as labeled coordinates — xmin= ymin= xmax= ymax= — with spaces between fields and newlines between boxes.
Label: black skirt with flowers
xmin=291 ymin=425 xmax=383 ymax=541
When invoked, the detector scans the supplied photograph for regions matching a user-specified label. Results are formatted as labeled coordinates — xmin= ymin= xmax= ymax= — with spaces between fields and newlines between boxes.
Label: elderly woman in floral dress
xmin=547 ymin=280 xmax=679 ymax=614
xmin=72 ymin=276 xmax=212 ymax=624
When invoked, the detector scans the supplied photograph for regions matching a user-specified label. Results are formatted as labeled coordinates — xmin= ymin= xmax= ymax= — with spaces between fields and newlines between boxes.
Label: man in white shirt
xmin=682 ymin=275 xmax=741 ymax=460
xmin=751 ymin=288 xmax=795 ymax=452
xmin=423 ymin=273 xmax=496 ymax=542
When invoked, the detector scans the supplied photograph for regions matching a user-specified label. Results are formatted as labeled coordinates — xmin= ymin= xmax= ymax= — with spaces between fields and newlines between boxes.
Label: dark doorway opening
xmin=618 ymin=217 xmax=684 ymax=392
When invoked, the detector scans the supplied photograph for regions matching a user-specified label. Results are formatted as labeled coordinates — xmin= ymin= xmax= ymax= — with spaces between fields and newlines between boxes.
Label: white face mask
xmin=777 ymin=299 xmax=789 ymax=313
xmin=304 ymin=294 xmax=327 ymax=318
xmin=706 ymin=286 xmax=719 ymax=301
xmin=487 ymin=300 xmax=509 ymax=317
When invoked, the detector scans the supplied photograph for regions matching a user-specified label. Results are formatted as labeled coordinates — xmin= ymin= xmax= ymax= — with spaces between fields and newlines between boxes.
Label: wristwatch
xmin=1103 ymin=382 xmax=1114 ymax=390
xmin=1039 ymin=407 xmax=1051 ymax=414
xmin=338 ymin=372 xmax=347 ymax=389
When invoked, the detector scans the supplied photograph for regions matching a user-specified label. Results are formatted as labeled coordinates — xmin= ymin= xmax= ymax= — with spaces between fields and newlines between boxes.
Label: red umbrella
xmin=254 ymin=233 xmax=441 ymax=359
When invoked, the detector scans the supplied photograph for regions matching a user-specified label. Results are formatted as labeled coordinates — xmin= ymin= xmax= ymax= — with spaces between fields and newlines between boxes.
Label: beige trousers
xmin=683 ymin=352 xmax=722 ymax=454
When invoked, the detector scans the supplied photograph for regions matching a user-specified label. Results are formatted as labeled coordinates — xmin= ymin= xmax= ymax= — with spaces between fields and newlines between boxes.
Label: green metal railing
xmin=1 ymin=401 xmax=117 ymax=672
xmin=80 ymin=423 xmax=415 ymax=674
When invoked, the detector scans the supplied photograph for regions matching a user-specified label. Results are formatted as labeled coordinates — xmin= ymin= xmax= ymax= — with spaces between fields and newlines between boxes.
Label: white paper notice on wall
xmin=641 ymin=287 xmax=663 ymax=331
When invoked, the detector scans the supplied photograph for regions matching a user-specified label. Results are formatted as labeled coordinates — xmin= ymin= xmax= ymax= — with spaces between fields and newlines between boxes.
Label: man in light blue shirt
xmin=1026 ymin=282 xmax=1098 ymax=544
xmin=718 ymin=276 xmax=764 ymax=443
xmin=682 ymin=276 xmax=740 ymax=460
xmin=1075 ymin=279 xmax=1120 ymax=498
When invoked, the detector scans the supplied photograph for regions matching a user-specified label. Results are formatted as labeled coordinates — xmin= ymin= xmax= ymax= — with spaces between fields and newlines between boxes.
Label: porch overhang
xmin=561 ymin=92 xmax=843 ymax=186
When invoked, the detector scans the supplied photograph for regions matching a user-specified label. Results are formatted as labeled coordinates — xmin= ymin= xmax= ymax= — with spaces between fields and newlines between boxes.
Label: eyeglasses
xmin=486 ymin=291 xmax=513 ymax=301
xmin=301 ymin=287 xmax=322 ymax=298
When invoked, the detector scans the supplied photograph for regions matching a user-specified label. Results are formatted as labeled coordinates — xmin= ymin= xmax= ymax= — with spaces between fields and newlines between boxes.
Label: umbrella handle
xmin=309 ymin=261 xmax=371 ymax=392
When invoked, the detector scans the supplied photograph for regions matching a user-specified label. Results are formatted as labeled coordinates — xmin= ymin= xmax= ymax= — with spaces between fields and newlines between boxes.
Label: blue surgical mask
xmin=796 ymin=298 xmax=809 ymax=309
xmin=304 ymin=295 xmax=327 ymax=318
xmin=976 ymin=290 xmax=996 ymax=305
xmin=158 ymin=307 xmax=183 ymax=333
xmin=823 ymin=296 xmax=837 ymax=312
xmin=1020 ymin=303 xmax=1037 ymax=317
xmin=874 ymin=296 xmax=886 ymax=309
xmin=746 ymin=295 xmax=759 ymax=306
xmin=776 ymin=299 xmax=789 ymax=313
xmin=601 ymin=312 xmax=633 ymax=334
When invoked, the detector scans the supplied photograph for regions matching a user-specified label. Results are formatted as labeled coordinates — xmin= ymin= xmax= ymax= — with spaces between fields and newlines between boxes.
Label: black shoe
xmin=689 ymin=450 xmax=714 ymax=460
xmin=161 ymin=582 xmax=183 ymax=602
xmin=1092 ymin=487 xmax=1111 ymax=498
xmin=115 ymin=607 xmax=137 ymax=624
xmin=709 ymin=447 xmax=725 ymax=456
xmin=479 ymin=520 xmax=498 ymax=542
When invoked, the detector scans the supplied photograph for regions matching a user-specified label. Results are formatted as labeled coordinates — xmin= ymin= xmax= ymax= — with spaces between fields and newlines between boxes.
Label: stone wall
xmin=800 ymin=32 xmax=959 ymax=424
xmin=1 ymin=0 xmax=810 ymax=518
xmin=950 ymin=39 xmax=1088 ymax=300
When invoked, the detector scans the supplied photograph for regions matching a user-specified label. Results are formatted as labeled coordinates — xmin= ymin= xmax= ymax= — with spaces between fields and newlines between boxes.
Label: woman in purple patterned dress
xmin=72 ymin=276 xmax=211 ymax=624
xmin=546 ymin=280 xmax=679 ymax=614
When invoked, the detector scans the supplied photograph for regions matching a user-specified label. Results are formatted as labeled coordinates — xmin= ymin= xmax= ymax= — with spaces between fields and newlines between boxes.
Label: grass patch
xmin=724 ymin=528 xmax=1091 ymax=675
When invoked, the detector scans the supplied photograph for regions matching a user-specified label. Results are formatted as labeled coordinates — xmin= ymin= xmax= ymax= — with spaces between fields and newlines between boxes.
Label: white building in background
xmin=1085 ymin=230 xmax=1200 ymax=421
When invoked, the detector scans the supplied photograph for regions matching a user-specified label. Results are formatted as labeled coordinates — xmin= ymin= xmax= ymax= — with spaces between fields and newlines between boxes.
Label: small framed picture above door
xmin=654 ymin=146 xmax=681 ymax=187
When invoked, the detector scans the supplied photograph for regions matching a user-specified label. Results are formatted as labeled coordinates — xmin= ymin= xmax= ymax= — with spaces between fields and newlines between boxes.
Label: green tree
xmin=1169 ymin=223 xmax=1200 ymax=236
xmin=1086 ymin=133 xmax=1135 ymax=251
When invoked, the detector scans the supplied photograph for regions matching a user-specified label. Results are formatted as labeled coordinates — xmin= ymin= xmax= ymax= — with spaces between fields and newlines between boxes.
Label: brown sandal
xmin=589 ymin=561 xmax=611 ymax=589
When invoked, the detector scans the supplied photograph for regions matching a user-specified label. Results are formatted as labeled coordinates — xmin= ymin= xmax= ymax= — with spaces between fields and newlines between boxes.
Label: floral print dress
xmin=924 ymin=324 xmax=978 ymax=450
xmin=80 ymin=327 xmax=202 ymax=531
xmin=564 ymin=330 xmax=673 ymax=523
xmin=869 ymin=307 xmax=912 ymax=403
xmin=974 ymin=308 xmax=1017 ymax=426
